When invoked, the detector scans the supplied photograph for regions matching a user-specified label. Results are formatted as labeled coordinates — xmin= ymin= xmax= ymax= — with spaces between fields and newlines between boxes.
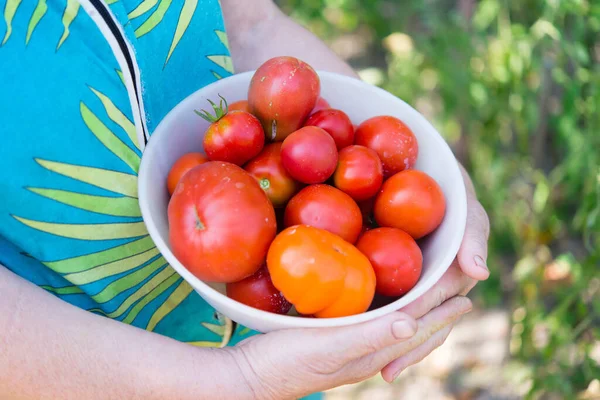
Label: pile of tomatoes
xmin=166 ymin=56 xmax=446 ymax=319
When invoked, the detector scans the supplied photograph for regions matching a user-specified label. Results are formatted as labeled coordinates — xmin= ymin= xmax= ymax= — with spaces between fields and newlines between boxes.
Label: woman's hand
xmin=230 ymin=296 xmax=473 ymax=400
xmin=380 ymin=165 xmax=491 ymax=381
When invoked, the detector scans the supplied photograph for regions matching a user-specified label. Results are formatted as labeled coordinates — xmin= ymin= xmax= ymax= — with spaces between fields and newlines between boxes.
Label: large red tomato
xmin=226 ymin=266 xmax=292 ymax=314
xmin=267 ymin=225 xmax=375 ymax=317
xmin=333 ymin=145 xmax=383 ymax=201
xmin=356 ymin=227 xmax=423 ymax=297
xmin=304 ymin=109 xmax=354 ymax=149
xmin=197 ymin=99 xmax=264 ymax=165
xmin=374 ymin=170 xmax=446 ymax=239
xmin=284 ymin=184 xmax=363 ymax=244
xmin=280 ymin=126 xmax=338 ymax=184
xmin=355 ymin=115 xmax=418 ymax=177
xmin=168 ymin=162 xmax=277 ymax=283
xmin=167 ymin=153 xmax=208 ymax=195
xmin=248 ymin=56 xmax=320 ymax=141
xmin=244 ymin=142 xmax=300 ymax=207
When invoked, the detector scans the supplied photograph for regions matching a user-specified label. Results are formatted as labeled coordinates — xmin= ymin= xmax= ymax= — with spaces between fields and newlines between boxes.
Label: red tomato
xmin=244 ymin=143 xmax=300 ymax=207
xmin=304 ymin=109 xmax=354 ymax=149
xmin=168 ymin=162 xmax=277 ymax=283
xmin=374 ymin=170 xmax=446 ymax=239
xmin=280 ymin=126 xmax=338 ymax=184
xmin=356 ymin=227 xmax=423 ymax=297
xmin=248 ymin=56 xmax=320 ymax=141
xmin=226 ymin=266 xmax=292 ymax=314
xmin=284 ymin=184 xmax=363 ymax=243
xmin=333 ymin=145 xmax=383 ymax=201
xmin=197 ymin=98 xmax=265 ymax=165
xmin=166 ymin=153 xmax=208 ymax=195
xmin=228 ymin=100 xmax=251 ymax=113
xmin=355 ymin=116 xmax=418 ymax=177
xmin=267 ymin=225 xmax=375 ymax=316
xmin=311 ymin=97 xmax=331 ymax=114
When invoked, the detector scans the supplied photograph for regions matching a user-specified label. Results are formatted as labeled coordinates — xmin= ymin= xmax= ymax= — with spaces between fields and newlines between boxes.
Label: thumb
xmin=458 ymin=196 xmax=490 ymax=281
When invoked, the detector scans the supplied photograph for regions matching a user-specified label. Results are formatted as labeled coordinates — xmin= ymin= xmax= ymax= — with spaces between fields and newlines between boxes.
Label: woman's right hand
xmin=228 ymin=295 xmax=472 ymax=400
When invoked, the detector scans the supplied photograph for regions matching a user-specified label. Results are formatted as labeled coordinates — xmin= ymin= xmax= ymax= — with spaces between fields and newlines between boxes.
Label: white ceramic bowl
xmin=138 ymin=71 xmax=467 ymax=333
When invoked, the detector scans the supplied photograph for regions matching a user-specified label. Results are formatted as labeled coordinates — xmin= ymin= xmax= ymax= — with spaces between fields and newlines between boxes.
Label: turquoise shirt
xmin=0 ymin=3 xmax=321 ymax=396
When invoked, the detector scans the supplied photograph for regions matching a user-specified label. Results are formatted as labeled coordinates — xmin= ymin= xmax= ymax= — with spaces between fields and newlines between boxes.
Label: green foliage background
xmin=276 ymin=0 xmax=600 ymax=398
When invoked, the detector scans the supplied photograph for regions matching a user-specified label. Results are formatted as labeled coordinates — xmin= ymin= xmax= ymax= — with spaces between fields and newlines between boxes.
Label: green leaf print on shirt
xmin=12 ymin=76 xmax=234 ymax=346
xmin=127 ymin=0 xmax=232 ymax=69
xmin=1 ymin=0 xmax=79 ymax=48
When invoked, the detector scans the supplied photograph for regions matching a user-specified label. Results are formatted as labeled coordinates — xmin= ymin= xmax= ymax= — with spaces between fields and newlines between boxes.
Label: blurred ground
xmin=325 ymin=309 xmax=526 ymax=400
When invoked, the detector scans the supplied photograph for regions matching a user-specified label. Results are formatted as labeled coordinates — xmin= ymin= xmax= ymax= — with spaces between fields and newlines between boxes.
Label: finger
xmin=312 ymin=311 xmax=418 ymax=362
xmin=457 ymin=195 xmax=490 ymax=281
xmin=366 ymin=296 xmax=472 ymax=373
xmin=400 ymin=262 xmax=474 ymax=320
xmin=380 ymin=324 xmax=453 ymax=382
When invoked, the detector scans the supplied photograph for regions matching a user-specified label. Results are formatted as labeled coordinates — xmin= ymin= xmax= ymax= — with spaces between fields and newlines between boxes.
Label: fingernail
xmin=392 ymin=319 xmax=417 ymax=340
xmin=474 ymin=255 xmax=488 ymax=273
xmin=392 ymin=368 xmax=403 ymax=381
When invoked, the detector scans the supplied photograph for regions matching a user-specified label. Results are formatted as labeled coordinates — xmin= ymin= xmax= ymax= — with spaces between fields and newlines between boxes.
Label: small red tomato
xmin=244 ymin=143 xmax=300 ymax=207
xmin=374 ymin=170 xmax=446 ymax=239
xmin=311 ymin=96 xmax=331 ymax=114
xmin=284 ymin=184 xmax=363 ymax=243
xmin=355 ymin=115 xmax=418 ymax=177
xmin=248 ymin=56 xmax=320 ymax=141
xmin=280 ymin=126 xmax=338 ymax=184
xmin=197 ymin=97 xmax=264 ymax=166
xmin=166 ymin=153 xmax=208 ymax=195
xmin=228 ymin=100 xmax=251 ymax=113
xmin=333 ymin=145 xmax=383 ymax=201
xmin=304 ymin=109 xmax=354 ymax=150
xmin=226 ymin=266 xmax=292 ymax=314
xmin=356 ymin=227 xmax=423 ymax=297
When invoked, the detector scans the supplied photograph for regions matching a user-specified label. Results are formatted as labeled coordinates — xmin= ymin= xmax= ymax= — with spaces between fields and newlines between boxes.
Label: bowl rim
xmin=138 ymin=70 xmax=467 ymax=329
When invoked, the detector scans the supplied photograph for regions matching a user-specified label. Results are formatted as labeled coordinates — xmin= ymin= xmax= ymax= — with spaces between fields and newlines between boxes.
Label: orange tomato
xmin=267 ymin=225 xmax=375 ymax=316
xmin=166 ymin=153 xmax=208 ymax=195
xmin=374 ymin=170 xmax=446 ymax=239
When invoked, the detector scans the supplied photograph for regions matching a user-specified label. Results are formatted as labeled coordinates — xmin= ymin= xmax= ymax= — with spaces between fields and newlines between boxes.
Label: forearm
xmin=0 ymin=266 xmax=251 ymax=400
xmin=222 ymin=0 xmax=358 ymax=78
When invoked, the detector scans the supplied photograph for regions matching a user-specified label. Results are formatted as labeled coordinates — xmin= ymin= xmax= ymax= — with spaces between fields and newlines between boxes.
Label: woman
xmin=0 ymin=0 xmax=490 ymax=398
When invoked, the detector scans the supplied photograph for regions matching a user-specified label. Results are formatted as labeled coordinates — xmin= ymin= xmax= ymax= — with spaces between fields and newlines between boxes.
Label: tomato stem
xmin=259 ymin=178 xmax=270 ymax=190
xmin=194 ymin=205 xmax=205 ymax=231
xmin=194 ymin=94 xmax=229 ymax=123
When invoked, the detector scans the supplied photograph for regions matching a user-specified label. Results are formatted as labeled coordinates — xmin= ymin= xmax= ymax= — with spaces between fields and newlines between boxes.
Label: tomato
xmin=166 ymin=153 xmax=208 ymax=195
xmin=356 ymin=227 xmax=423 ymax=297
xmin=304 ymin=109 xmax=354 ymax=150
xmin=168 ymin=162 xmax=277 ymax=283
xmin=244 ymin=142 xmax=300 ymax=207
xmin=280 ymin=126 xmax=338 ymax=184
xmin=267 ymin=225 xmax=375 ymax=316
xmin=248 ymin=56 xmax=320 ymax=141
xmin=333 ymin=145 xmax=383 ymax=201
xmin=197 ymin=97 xmax=264 ymax=165
xmin=284 ymin=184 xmax=363 ymax=243
xmin=355 ymin=115 xmax=418 ymax=177
xmin=228 ymin=100 xmax=250 ymax=113
xmin=374 ymin=170 xmax=446 ymax=239
xmin=226 ymin=266 xmax=292 ymax=314
xmin=311 ymin=97 xmax=330 ymax=114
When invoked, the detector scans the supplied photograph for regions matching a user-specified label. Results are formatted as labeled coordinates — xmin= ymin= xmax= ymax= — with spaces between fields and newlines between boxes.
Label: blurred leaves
xmin=277 ymin=0 xmax=599 ymax=397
